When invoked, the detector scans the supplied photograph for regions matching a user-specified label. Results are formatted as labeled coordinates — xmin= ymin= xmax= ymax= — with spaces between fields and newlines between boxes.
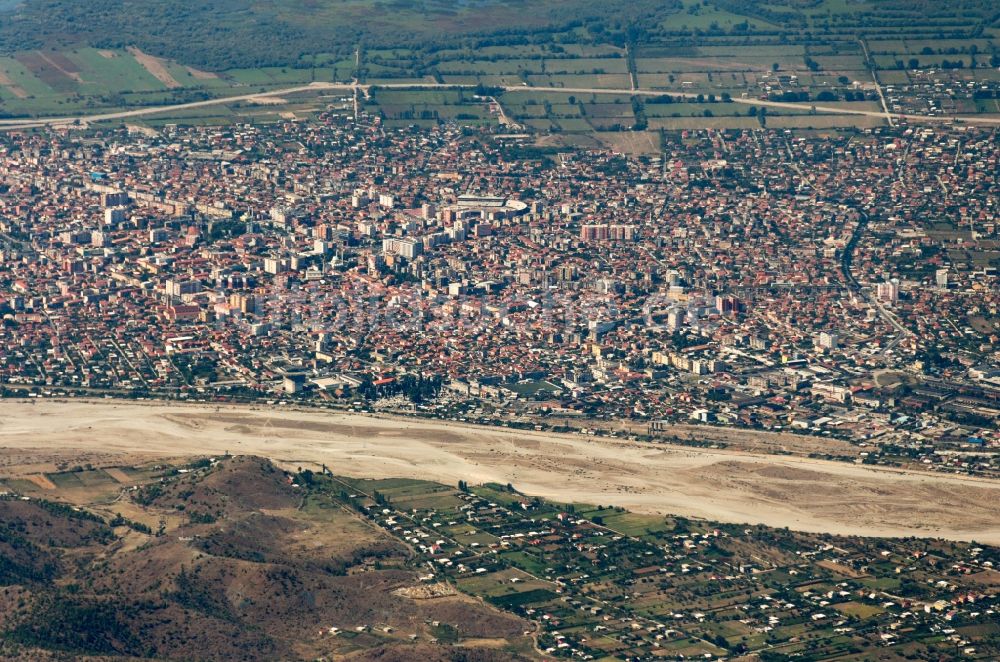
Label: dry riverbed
xmin=1 ymin=399 xmax=997 ymax=544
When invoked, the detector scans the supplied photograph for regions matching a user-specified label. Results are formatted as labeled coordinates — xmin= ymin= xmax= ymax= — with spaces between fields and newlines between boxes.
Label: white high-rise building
xmin=817 ymin=331 xmax=838 ymax=350
xmin=877 ymin=278 xmax=899 ymax=304
xmin=104 ymin=207 xmax=127 ymax=225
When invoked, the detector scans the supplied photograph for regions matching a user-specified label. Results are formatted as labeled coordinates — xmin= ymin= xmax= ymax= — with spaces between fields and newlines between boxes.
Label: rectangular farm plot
xmin=436 ymin=60 xmax=524 ymax=76
xmin=553 ymin=118 xmax=592 ymax=131
xmin=44 ymin=472 xmax=84 ymax=489
xmin=541 ymin=57 xmax=628 ymax=75
xmin=455 ymin=568 xmax=548 ymax=595
xmin=69 ymin=48 xmax=169 ymax=93
xmin=835 ymin=601 xmax=885 ymax=618
xmin=535 ymin=73 xmax=633 ymax=89
xmin=765 ymin=114 xmax=887 ymax=129
xmin=15 ymin=51 xmax=80 ymax=94
xmin=72 ymin=469 xmax=119 ymax=487
xmin=103 ymin=467 xmax=134 ymax=484
xmin=0 ymin=56 xmax=54 ymax=98
xmin=812 ymin=55 xmax=870 ymax=70
xmin=648 ymin=116 xmax=762 ymax=130
xmin=636 ymin=57 xmax=760 ymax=73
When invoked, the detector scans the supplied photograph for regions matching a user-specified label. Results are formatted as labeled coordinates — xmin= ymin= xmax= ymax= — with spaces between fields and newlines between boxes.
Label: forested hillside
xmin=0 ymin=0 xmax=681 ymax=70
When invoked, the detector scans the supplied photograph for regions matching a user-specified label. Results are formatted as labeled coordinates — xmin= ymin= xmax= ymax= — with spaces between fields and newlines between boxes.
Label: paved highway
xmin=499 ymin=84 xmax=1000 ymax=125
xmin=0 ymin=82 xmax=355 ymax=128
xmin=1 ymin=81 xmax=999 ymax=129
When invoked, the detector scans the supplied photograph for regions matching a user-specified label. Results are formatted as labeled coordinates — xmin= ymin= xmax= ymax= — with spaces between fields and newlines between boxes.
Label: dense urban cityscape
xmin=1 ymin=112 xmax=997 ymax=477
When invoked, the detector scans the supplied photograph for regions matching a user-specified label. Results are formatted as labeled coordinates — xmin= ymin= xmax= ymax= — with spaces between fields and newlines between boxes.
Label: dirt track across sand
xmin=1 ymin=399 xmax=998 ymax=543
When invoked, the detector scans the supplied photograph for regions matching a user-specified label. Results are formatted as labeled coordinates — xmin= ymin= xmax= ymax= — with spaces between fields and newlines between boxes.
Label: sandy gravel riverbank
xmin=1 ymin=399 xmax=998 ymax=543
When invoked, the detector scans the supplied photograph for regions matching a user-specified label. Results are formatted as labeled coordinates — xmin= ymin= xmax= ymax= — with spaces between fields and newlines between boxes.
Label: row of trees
xmin=355 ymin=373 xmax=443 ymax=403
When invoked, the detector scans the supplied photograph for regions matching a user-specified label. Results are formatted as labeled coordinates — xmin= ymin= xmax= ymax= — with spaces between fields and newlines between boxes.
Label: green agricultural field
xmin=2 ymin=478 xmax=43 ymax=492
xmin=350 ymin=476 xmax=445 ymax=497
xmin=767 ymin=114 xmax=886 ymax=129
xmin=664 ymin=0 xmax=780 ymax=31
xmin=72 ymin=469 xmax=119 ymax=487
xmin=596 ymin=512 xmax=673 ymax=536
xmin=0 ymin=47 xmax=343 ymax=119
xmin=543 ymin=58 xmax=628 ymax=75
xmin=499 ymin=550 xmax=550 ymax=576
xmin=552 ymin=118 xmax=591 ymax=132
xmin=45 ymin=471 xmax=85 ymax=489
xmin=68 ymin=48 xmax=166 ymax=93
xmin=0 ymin=55 xmax=56 ymax=98
xmin=455 ymin=568 xmax=546 ymax=594
xmin=835 ymin=601 xmax=885 ymax=618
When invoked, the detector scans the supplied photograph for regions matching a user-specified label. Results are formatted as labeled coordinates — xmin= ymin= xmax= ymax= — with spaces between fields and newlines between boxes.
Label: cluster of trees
xmin=356 ymin=373 xmax=442 ymax=403
xmin=631 ymin=96 xmax=647 ymax=130
xmin=890 ymin=57 xmax=977 ymax=70
xmin=647 ymin=92 xmax=732 ymax=105
xmin=6 ymin=594 xmax=150 ymax=657
xmin=109 ymin=513 xmax=152 ymax=534
xmin=0 ymin=0 xmax=353 ymax=70
xmin=765 ymin=89 xmax=868 ymax=103
xmin=713 ymin=0 xmax=806 ymax=29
